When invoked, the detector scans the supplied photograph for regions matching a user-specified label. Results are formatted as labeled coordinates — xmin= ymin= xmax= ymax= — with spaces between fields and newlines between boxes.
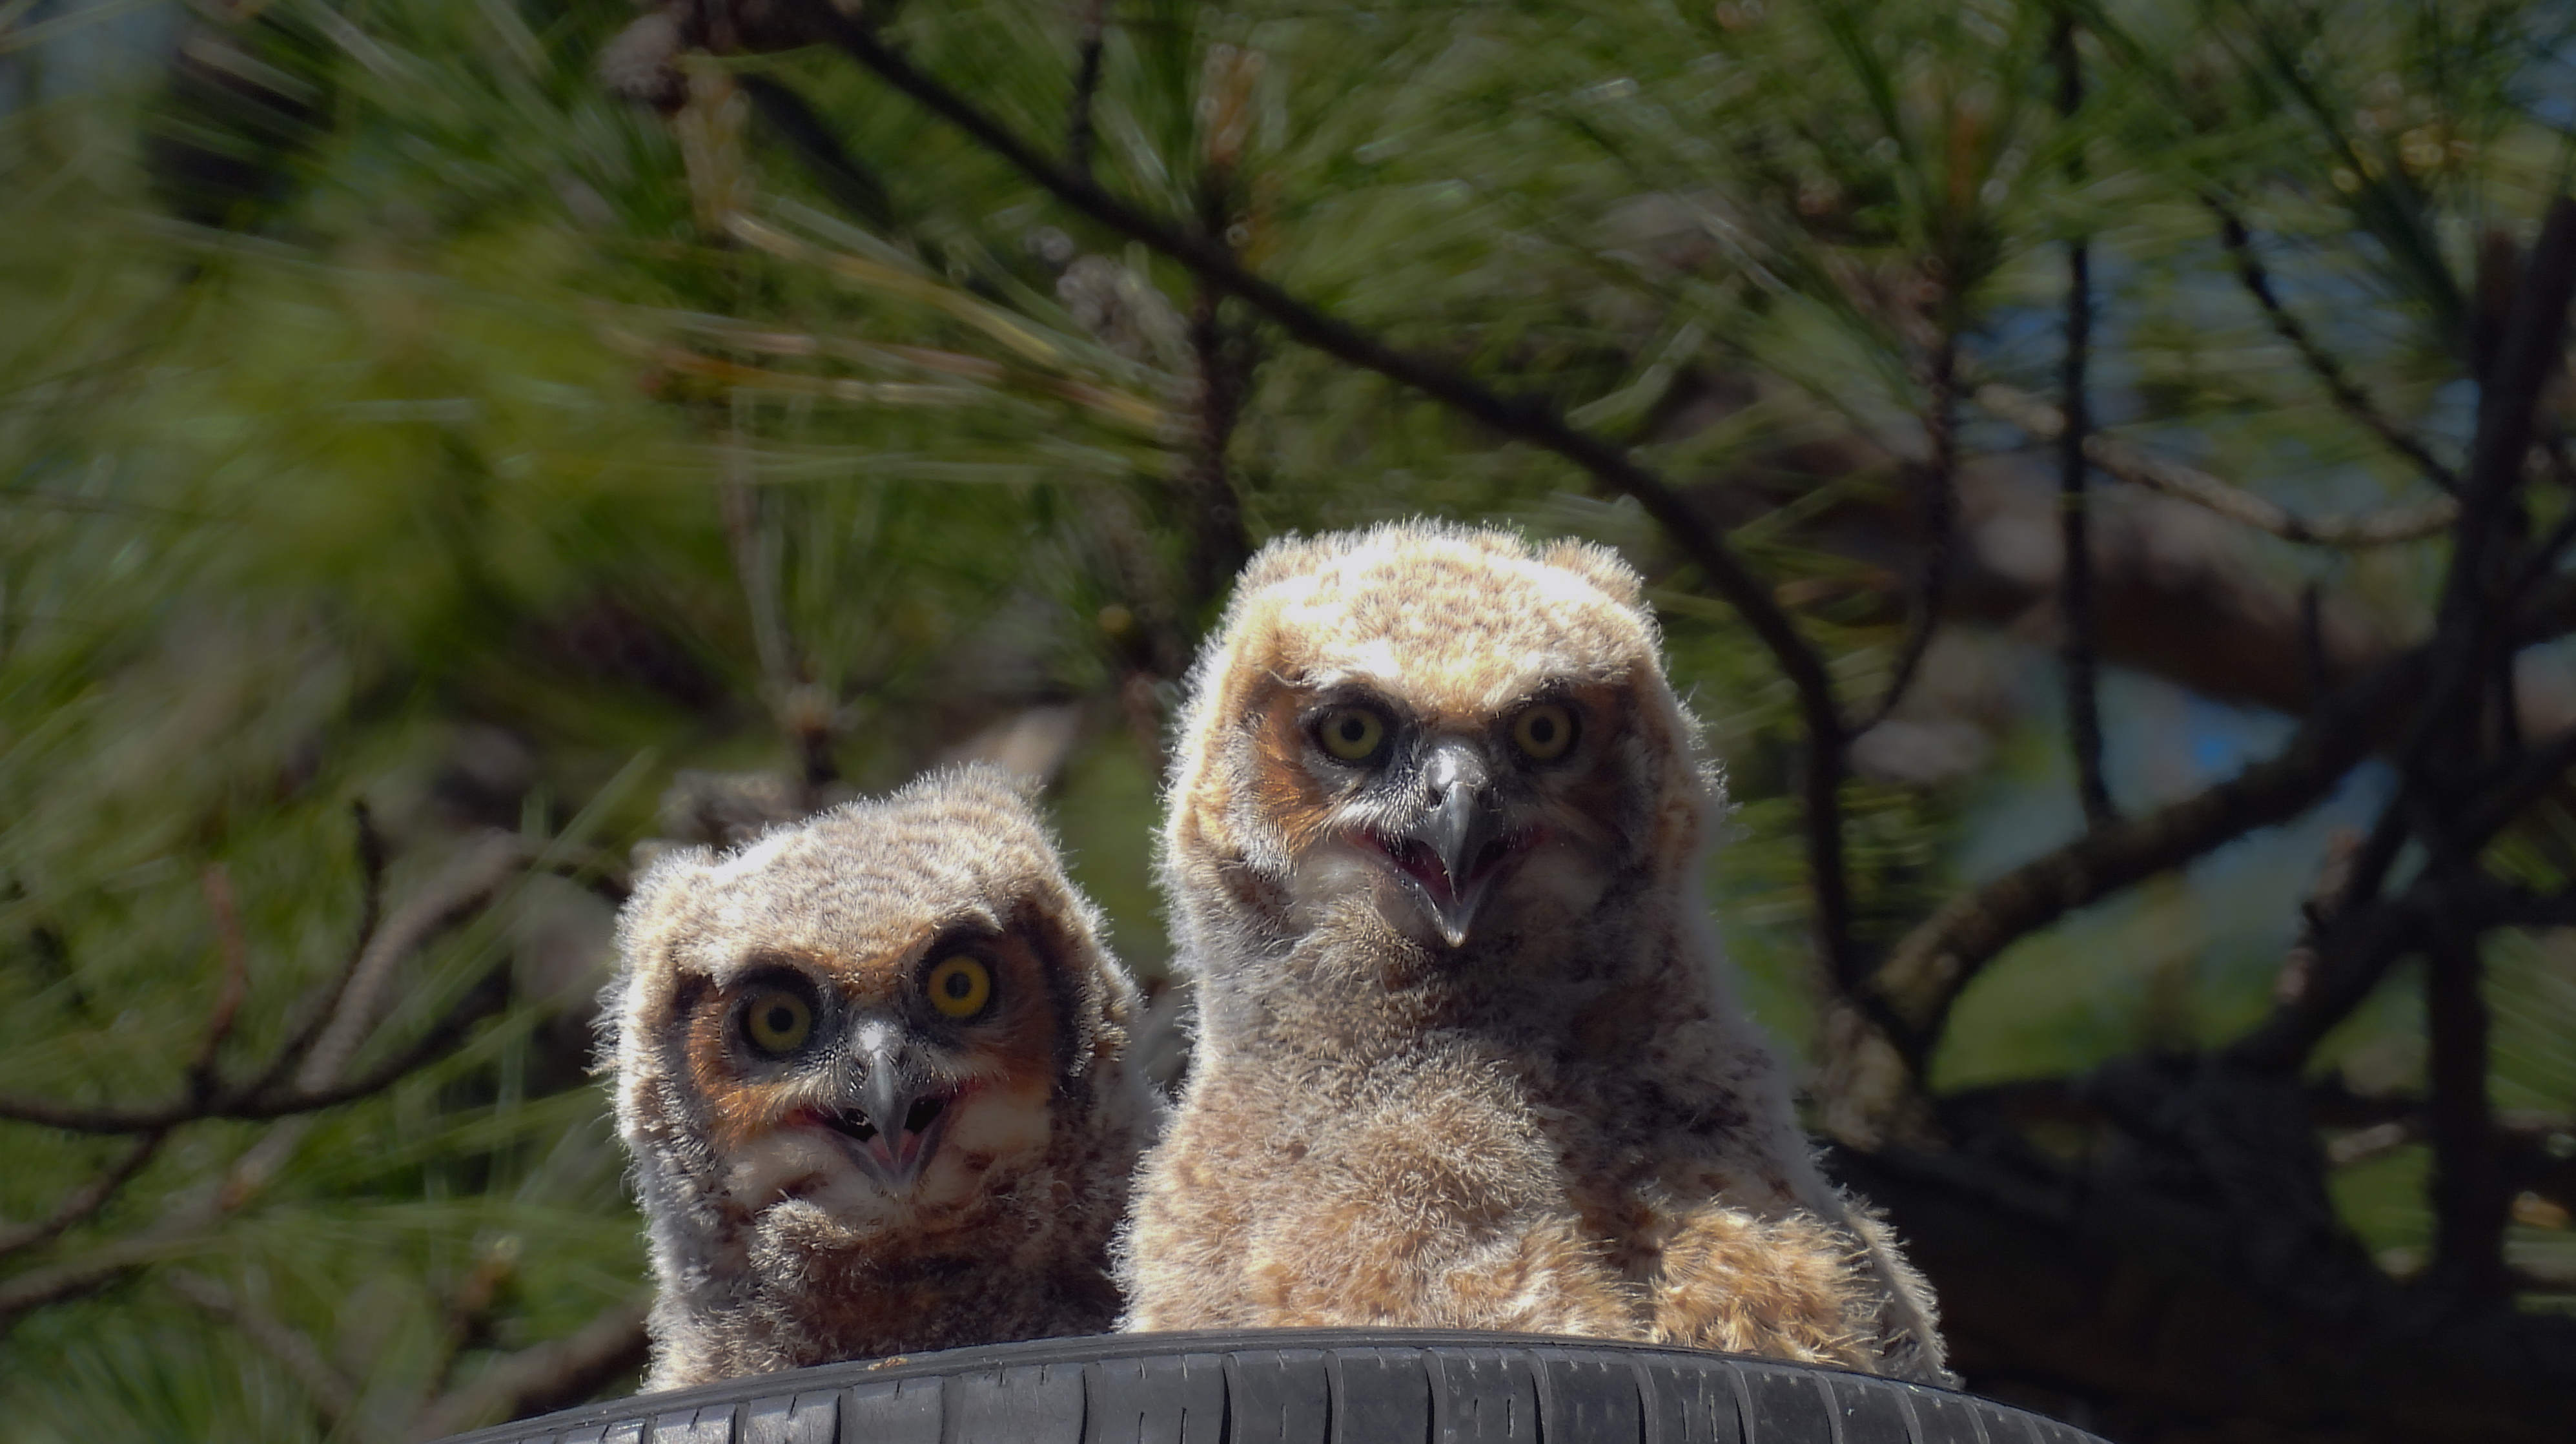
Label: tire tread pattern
xmin=435 ymin=1330 xmax=2105 ymax=1444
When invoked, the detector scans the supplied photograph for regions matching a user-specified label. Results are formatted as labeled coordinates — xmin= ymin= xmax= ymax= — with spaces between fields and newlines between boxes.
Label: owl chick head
xmin=607 ymin=765 xmax=1138 ymax=1254
xmin=1163 ymin=521 xmax=1712 ymax=973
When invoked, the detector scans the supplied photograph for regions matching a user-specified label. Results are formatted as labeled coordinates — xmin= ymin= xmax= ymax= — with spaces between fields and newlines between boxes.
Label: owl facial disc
xmin=1375 ymin=736 xmax=1531 ymax=947
xmin=814 ymin=1027 xmax=959 ymax=1192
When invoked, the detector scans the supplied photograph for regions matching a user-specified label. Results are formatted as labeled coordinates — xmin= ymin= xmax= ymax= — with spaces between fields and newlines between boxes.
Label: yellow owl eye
xmin=1511 ymin=703 xmax=1577 ymax=762
xmin=925 ymin=955 xmax=994 ymax=1020
xmin=742 ymin=989 xmax=813 ymax=1055
xmin=1314 ymin=706 xmax=1389 ymax=763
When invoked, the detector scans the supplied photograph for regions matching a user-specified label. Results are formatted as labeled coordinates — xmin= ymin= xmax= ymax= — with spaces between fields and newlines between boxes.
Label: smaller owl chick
xmin=606 ymin=765 xmax=1155 ymax=1390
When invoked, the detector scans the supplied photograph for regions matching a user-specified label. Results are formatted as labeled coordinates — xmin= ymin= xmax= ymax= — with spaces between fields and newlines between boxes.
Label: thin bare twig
xmin=1978 ymin=384 xmax=2459 ymax=544
xmin=1064 ymin=0 xmax=1110 ymax=176
xmin=1179 ymin=293 xmax=1250 ymax=608
xmin=1851 ymin=331 xmax=1958 ymax=733
xmin=294 ymin=832 xmax=526 ymax=1093
xmin=2058 ymin=287 xmax=2114 ymax=826
xmin=2210 ymin=200 xmax=2461 ymax=493
xmin=736 ymin=72 xmax=895 ymax=230
xmin=801 ymin=5 xmax=1868 ymax=1010
xmin=272 ymin=968 xmax=519 ymax=1111
xmin=2054 ymin=19 xmax=2114 ymax=827
xmin=247 ymin=803 xmax=388 ymax=1098
xmin=190 ymin=865 xmax=251 ymax=1098
xmin=1178 ymin=48 xmax=1258 ymax=614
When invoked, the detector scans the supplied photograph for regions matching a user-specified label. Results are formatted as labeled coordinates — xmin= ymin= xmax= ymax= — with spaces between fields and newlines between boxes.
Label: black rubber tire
xmin=430 ymin=1329 xmax=2103 ymax=1444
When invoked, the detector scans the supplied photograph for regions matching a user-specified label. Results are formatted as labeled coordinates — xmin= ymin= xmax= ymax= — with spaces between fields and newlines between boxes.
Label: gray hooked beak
xmin=1389 ymin=737 xmax=1515 ymax=947
xmin=824 ymin=1026 xmax=954 ymax=1191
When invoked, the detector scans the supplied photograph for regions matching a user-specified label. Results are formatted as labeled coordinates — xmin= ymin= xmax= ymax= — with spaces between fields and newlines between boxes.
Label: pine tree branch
xmin=0 ymin=1131 xmax=282 ymax=1330
xmin=1887 ymin=572 xmax=2576 ymax=1058
xmin=0 ymin=834 xmax=529 ymax=1135
xmin=2223 ymin=871 xmax=2576 ymax=1072
xmin=2454 ymin=721 xmax=2576 ymax=847
xmin=1876 ymin=643 xmax=2415 ymax=1041
xmin=0 ymin=1130 xmax=169 ymax=1259
xmin=245 ymin=802 xmax=387 ymax=1098
xmin=0 ymin=827 xmax=578 ymax=1336
xmin=0 ymin=1232 xmax=165 ymax=1326
xmin=2425 ymin=924 xmax=2510 ymax=1303
xmin=296 ymin=832 xmax=529 ymax=1088
xmin=737 ymin=72 xmax=896 ymax=231
xmin=800 ymin=5 xmax=1871 ymax=1000
xmin=2209 ymin=199 xmax=2461 ymax=493
xmin=0 ymin=862 xmax=259 ymax=1252
xmin=0 ymin=958 xmax=515 ymax=1134
xmin=1978 ymin=384 xmax=2459 ymax=544
xmin=2304 ymin=203 xmax=2576 ymax=1119
xmin=2438 ymin=198 xmax=2576 ymax=647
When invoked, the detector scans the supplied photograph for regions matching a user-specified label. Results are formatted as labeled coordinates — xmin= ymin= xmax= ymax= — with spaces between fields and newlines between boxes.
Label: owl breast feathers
xmin=1119 ymin=521 xmax=1949 ymax=1382
xmin=604 ymin=764 xmax=1155 ymax=1390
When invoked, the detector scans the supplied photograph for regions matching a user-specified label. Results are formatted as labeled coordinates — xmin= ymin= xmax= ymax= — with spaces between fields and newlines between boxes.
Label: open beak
xmin=819 ymin=1031 xmax=956 ymax=1191
xmin=1382 ymin=738 xmax=1522 ymax=947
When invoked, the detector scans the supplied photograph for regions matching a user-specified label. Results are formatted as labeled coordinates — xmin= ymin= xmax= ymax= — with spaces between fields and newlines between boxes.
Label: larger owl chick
xmin=1123 ymin=521 xmax=1948 ymax=1382
xmin=606 ymin=765 xmax=1156 ymax=1390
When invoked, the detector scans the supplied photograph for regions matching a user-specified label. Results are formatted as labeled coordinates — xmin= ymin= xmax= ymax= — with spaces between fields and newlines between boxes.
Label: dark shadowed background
xmin=4 ymin=1 xmax=2574 ymax=1439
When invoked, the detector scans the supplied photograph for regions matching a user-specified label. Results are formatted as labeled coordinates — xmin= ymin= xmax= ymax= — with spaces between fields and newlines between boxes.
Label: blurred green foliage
xmin=5 ymin=0 xmax=2576 ymax=1437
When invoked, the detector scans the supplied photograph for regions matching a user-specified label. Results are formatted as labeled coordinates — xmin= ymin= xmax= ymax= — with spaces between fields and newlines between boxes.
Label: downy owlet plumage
xmin=1119 ymin=521 xmax=1948 ymax=1382
xmin=606 ymin=764 xmax=1156 ymax=1390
